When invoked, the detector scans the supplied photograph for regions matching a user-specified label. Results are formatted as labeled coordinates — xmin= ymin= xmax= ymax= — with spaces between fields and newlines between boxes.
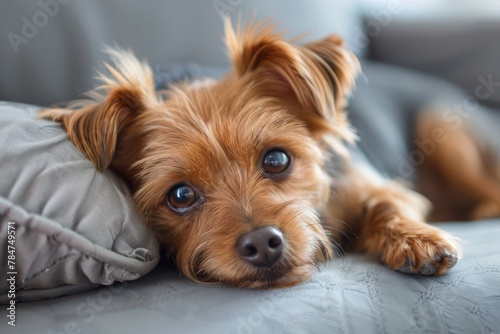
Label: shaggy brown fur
xmin=40 ymin=20 xmax=499 ymax=288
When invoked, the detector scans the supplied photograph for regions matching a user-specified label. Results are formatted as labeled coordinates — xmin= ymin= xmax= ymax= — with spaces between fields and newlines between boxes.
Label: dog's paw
xmin=379 ymin=224 xmax=462 ymax=276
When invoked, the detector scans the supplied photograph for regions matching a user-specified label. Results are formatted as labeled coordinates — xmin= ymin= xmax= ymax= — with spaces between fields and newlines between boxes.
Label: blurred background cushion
xmin=0 ymin=0 xmax=360 ymax=107
xmin=368 ymin=19 xmax=500 ymax=110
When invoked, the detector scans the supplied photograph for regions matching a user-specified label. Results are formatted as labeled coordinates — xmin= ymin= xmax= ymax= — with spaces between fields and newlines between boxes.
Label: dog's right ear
xmin=224 ymin=18 xmax=360 ymax=147
xmin=40 ymin=48 xmax=159 ymax=172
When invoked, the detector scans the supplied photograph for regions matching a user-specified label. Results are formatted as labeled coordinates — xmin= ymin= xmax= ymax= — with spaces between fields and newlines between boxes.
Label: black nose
xmin=236 ymin=226 xmax=284 ymax=267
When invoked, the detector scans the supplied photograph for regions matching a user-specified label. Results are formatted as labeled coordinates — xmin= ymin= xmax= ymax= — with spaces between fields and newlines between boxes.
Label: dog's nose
xmin=237 ymin=226 xmax=284 ymax=267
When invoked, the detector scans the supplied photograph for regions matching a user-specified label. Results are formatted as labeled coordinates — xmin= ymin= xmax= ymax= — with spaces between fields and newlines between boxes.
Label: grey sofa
xmin=1 ymin=1 xmax=499 ymax=334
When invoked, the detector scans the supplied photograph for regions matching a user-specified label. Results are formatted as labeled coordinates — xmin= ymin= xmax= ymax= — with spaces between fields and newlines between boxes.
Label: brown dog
xmin=40 ymin=20 xmax=500 ymax=288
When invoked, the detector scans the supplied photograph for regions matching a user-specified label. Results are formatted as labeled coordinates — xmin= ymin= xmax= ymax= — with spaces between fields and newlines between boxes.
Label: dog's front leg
xmin=327 ymin=167 xmax=462 ymax=275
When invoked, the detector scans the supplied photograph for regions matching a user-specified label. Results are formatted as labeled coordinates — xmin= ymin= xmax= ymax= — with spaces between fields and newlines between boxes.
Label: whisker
xmin=327 ymin=226 xmax=357 ymax=248
xmin=330 ymin=238 xmax=346 ymax=257
xmin=322 ymin=216 xmax=360 ymax=240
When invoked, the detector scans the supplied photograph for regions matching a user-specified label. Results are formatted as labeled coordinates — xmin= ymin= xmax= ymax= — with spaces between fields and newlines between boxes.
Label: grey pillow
xmin=0 ymin=101 xmax=159 ymax=303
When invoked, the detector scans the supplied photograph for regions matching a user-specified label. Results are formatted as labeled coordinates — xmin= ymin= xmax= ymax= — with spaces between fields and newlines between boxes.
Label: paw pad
xmin=396 ymin=249 xmax=459 ymax=276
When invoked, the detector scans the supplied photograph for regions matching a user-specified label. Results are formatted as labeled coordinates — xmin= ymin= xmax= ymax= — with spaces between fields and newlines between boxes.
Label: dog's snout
xmin=237 ymin=226 xmax=284 ymax=267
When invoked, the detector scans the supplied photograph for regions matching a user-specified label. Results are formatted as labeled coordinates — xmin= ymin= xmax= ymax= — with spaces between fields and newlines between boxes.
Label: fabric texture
xmin=7 ymin=220 xmax=500 ymax=334
xmin=0 ymin=102 xmax=159 ymax=303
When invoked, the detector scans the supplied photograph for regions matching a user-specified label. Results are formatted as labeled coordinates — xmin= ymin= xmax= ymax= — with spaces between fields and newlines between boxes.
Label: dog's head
xmin=41 ymin=20 xmax=359 ymax=288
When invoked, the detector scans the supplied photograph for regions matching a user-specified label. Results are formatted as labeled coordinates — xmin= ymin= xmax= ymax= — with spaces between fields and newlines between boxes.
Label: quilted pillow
xmin=0 ymin=101 xmax=159 ymax=303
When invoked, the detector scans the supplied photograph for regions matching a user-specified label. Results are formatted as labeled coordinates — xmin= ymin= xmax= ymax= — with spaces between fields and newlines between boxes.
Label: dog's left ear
xmin=40 ymin=48 xmax=159 ymax=172
xmin=225 ymin=19 xmax=360 ymax=142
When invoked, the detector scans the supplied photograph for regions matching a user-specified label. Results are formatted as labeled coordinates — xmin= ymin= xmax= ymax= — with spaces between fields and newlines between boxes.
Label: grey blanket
xmin=9 ymin=220 xmax=500 ymax=334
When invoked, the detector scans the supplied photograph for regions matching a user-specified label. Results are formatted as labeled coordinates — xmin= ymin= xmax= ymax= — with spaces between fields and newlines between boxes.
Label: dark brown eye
xmin=263 ymin=150 xmax=290 ymax=174
xmin=167 ymin=184 xmax=199 ymax=213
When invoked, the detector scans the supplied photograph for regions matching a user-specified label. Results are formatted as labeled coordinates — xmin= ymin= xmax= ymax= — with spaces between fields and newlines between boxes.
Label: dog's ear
xmin=40 ymin=48 xmax=159 ymax=171
xmin=225 ymin=19 xmax=359 ymax=143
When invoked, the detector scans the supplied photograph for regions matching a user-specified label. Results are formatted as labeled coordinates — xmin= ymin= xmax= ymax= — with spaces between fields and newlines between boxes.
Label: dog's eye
xmin=167 ymin=184 xmax=199 ymax=213
xmin=262 ymin=150 xmax=290 ymax=174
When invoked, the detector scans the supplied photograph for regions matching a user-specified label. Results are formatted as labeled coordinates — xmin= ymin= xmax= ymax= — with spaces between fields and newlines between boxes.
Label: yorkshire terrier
xmin=40 ymin=20 xmax=500 ymax=288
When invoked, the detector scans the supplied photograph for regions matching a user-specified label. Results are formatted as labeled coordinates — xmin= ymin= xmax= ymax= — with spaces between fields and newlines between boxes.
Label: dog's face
xmin=136 ymin=77 xmax=335 ymax=288
xmin=41 ymin=20 xmax=359 ymax=288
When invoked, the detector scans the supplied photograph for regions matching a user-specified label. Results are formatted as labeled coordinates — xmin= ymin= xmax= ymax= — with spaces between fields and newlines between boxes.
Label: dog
xmin=40 ymin=19 xmax=500 ymax=288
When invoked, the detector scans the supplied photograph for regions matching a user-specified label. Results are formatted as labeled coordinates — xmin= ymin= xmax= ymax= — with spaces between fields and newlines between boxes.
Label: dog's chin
xmin=235 ymin=265 xmax=316 ymax=289
xmin=181 ymin=238 xmax=332 ymax=289
xmin=186 ymin=261 xmax=318 ymax=289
